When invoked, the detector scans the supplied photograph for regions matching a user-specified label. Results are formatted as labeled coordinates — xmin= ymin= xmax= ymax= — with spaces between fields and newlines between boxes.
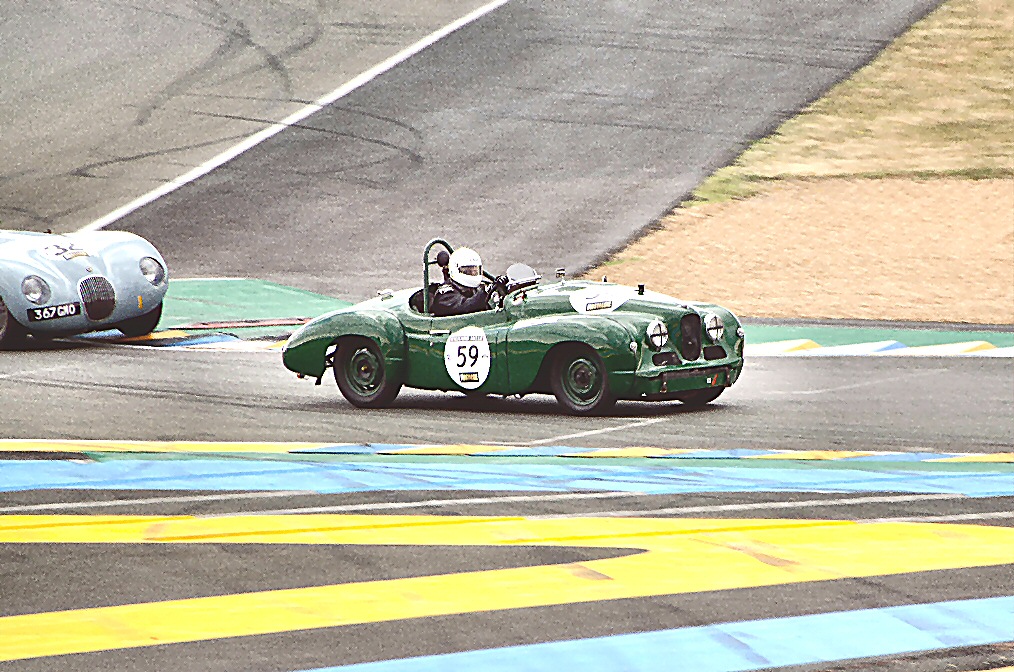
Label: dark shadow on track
xmin=295 ymin=391 xmax=732 ymax=419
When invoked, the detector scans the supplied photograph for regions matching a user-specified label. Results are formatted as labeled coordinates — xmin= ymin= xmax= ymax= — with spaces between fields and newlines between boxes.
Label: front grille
xmin=79 ymin=276 xmax=116 ymax=320
xmin=704 ymin=345 xmax=726 ymax=360
xmin=679 ymin=313 xmax=702 ymax=361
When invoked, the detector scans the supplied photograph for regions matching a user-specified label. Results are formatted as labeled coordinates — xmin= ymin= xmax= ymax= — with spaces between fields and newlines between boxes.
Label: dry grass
xmin=587 ymin=0 xmax=1014 ymax=323
xmin=598 ymin=178 xmax=1014 ymax=323
xmin=731 ymin=0 xmax=1014 ymax=179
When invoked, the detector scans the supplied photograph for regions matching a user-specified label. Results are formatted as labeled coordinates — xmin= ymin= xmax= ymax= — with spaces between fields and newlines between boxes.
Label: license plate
xmin=27 ymin=302 xmax=80 ymax=322
xmin=663 ymin=367 xmax=727 ymax=383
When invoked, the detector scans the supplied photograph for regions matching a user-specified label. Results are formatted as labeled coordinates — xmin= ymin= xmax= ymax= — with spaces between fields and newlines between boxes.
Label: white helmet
xmin=449 ymin=247 xmax=483 ymax=288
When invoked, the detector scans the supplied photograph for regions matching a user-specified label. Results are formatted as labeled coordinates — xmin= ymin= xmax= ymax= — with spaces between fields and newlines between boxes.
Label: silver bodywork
xmin=0 ymin=229 xmax=168 ymax=338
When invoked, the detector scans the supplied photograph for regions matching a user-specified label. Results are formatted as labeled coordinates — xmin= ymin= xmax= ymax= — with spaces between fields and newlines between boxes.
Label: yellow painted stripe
xmin=883 ymin=341 xmax=997 ymax=356
xmin=1 ymin=514 xmax=1013 ymax=661
xmin=384 ymin=444 xmax=515 ymax=455
xmin=0 ymin=440 xmax=330 ymax=454
xmin=566 ymin=447 xmax=696 ymax=458
xmin=0 ymin=441 xmax=1005 ymax=462
xmin=746 ymin=339 xmax=822 ymax=354
xmin=930 ymin=452 xmax=1014 ymax=463
xmin=748 ymin=450 xmax=880 ymax=461
xmin=119 ymin=329 xmax=191 ymax=341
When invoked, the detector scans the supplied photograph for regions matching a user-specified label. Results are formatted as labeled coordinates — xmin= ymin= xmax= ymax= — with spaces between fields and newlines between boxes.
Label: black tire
xmin=117 ymin=303 xmax=163 ymax=337
xmin=333 ymin=337 xmax=401 ymax=408
xmin=0 ymin=296 xmax=29 ymax=350
xmin=549 ymin=345 xmax=616 ymax=415
xmin=676 ymin=387 xmax=724 ymax=408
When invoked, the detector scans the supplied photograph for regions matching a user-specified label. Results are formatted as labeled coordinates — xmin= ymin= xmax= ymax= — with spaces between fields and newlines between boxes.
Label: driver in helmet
xmin=432 ymin=247 xmax=493 ymax=317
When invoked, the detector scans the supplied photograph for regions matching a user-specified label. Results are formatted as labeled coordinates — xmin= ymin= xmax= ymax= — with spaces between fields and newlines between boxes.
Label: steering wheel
xmin=487 ymin=275 xmax=509 ymax=310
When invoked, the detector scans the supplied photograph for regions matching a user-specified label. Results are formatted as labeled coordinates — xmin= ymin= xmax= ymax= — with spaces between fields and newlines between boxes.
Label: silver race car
xmin=0 ymin=229 xmax=168 ymax=348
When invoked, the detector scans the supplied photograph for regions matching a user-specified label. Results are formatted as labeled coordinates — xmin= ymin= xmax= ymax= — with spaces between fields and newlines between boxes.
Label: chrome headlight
xmin=646 ymin=319 xmax=668 ymax=350
xmin=139 ymin=257 xmax=166 ymax=285
xmin=21 ymin=275 xmax=51 ymax=305
xmin=703 ymin=313 xmax=725 ymax=342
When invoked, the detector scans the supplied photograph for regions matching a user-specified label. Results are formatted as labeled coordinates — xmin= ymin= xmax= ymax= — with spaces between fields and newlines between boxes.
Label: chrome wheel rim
xmin=346 ymin=347 xmax=382 ymax=396
xmin=562 ymin=357 xmax=602 ymax=406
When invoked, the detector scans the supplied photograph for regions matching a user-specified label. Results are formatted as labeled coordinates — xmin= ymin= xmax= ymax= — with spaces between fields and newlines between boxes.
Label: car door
xmin=412 ymin=308 xmax=511 ymax=393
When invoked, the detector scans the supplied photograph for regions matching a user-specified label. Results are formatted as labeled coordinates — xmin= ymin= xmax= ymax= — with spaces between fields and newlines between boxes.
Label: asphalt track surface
xmin=2 ymin=347 xmax=1012 ymax=670
xmin=0 ymin=346 xmax=1011 ymax=450
xmin=0 ymin=0 xmax=493 ymax=233
xmin=100 ymin=0 xmax=945 ymax=299
xmin=4 ymin=0 xmax=1014 ymax=670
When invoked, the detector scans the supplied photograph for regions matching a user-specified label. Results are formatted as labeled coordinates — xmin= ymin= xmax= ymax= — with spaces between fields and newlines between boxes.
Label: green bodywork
xmin=282 ymin=275 xmax=745 ymax=402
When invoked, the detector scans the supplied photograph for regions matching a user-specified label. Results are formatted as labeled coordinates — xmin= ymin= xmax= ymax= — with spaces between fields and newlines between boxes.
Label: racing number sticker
xmin=569 ymin=286 xmax=630 ymax=314
xmin=443 ymin=326 xmax=491 ymax=390
xmin=41 ymin=242 xmax=89 ymax=261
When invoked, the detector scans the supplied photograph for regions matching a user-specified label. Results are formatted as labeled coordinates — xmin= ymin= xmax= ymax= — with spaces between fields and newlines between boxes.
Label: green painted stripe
xmin=156 ymin=279 xmax=1012 ymax=346
xmin=161 ymin=279 xmax=350 ymax=338
xmin=744 ymin=324 xmax=1014 ymax=348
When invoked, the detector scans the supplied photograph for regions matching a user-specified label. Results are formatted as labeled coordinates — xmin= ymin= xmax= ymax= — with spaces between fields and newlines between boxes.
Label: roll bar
xmin=422 ymin=238 xmax=453 ymax=315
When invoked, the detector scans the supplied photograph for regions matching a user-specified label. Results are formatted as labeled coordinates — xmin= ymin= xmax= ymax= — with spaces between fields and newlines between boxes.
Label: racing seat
xmin=409 ymin=286 xmax=442 ymax=314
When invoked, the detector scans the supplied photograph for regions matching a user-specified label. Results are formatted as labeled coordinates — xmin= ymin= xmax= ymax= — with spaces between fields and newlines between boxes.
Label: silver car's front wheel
xmin=0 ymin=296 xmax=29 ymax=350
xmin=117 ymin=303 xmax=163 ymax=338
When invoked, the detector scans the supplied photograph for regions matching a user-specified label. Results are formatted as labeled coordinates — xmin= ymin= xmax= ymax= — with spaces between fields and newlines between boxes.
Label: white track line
xmin=0 ymin=364 xmax=76 ymax=382
xmin=79 ymin=0 xmax=514 ymax=233
xmin=5 ymin=492 xmax=1006 ymax=522
xmin=0 ymin=490 xmax=314 ymax=513
xmin=220 ymin=491 xmax=644 ymax=517
xmin=536 ymin=493 xmax=967 ymax=518
xmin=0 ymin=490 xmax=640 ymax=515
xmin=872 ymin=510 xmax=1014 ymax=524
xmin=517 ymin=418 xmax=672 ymax=446
xmin=767 ymin=369 xmax=946 ymax=396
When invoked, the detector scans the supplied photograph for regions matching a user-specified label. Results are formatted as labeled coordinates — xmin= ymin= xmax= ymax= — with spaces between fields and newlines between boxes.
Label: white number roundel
xmin=443 ymin=326 xmax=491 ymax=390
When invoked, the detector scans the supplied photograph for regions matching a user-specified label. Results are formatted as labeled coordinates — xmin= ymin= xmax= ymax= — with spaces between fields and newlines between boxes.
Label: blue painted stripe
xmin=467 ymin=446 xmax=600 ymax=457
xmin=846 ymin=452 xmax=963 ymax=462
xmin=2 ymin=460 xmax=1011 ymax=497
xmin=297 ymin=596 xmax=1014 ymax=672
xmin=163 ymin=334 xmax=239 ymax=346
xmin=279 ymin=445 xmax=979 ymax=462
xmin=291 ymin=444 xmax=390 ymax=455
xmin=663 ymin=449 xmax=795 ymax=459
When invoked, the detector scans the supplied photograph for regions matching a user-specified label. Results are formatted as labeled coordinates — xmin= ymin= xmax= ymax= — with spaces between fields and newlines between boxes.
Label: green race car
xmin=283 ymin=239 xmax=744 ymax=415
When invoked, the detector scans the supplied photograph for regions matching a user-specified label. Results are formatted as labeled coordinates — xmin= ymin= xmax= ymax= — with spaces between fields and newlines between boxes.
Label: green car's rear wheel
xmin=550 ymin=345 xmax=616 ymax=415
xmin=334 ymin=336 xmax=401 ymax=408
xmin=676 ymin=387 xmax=724 ymax=407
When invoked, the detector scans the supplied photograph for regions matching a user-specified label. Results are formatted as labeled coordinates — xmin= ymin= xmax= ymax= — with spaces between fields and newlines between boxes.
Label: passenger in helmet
xmin=432 ymin=247 xmax=492 ymax=316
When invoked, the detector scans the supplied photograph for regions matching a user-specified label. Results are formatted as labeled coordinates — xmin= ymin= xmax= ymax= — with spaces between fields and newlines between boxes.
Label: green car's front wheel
xmin=550 ymin=345 xmax=616 ymax=415
xmin=333 ymin=337 xmax=402 ymax=408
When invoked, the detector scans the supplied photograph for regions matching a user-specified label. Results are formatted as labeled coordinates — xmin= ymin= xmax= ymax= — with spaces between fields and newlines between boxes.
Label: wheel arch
xmin=530 ymin=341 xmax=596 ymax=394
xmin=282 ymin=309 xmax=407 ymax=382
xmin=0 ymin=274 xmax=32 ymax=331
xmin=507 ymin=316 xmax=639 ymax=395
